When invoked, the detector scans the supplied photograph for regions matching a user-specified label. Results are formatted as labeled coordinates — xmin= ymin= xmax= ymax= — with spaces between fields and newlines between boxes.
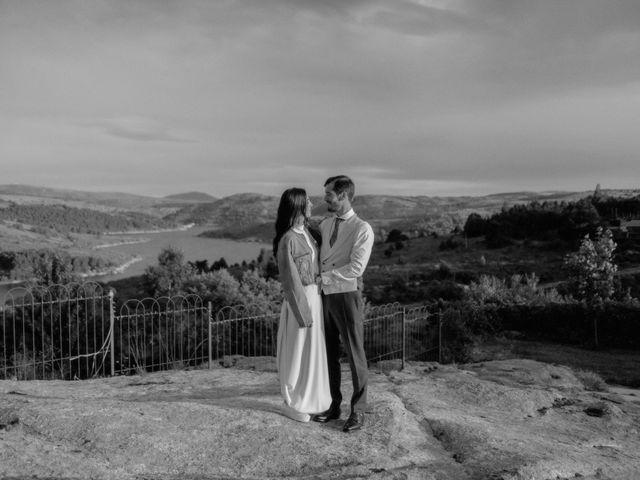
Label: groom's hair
xmin=325 ymin=175 xmax=355 ymax=201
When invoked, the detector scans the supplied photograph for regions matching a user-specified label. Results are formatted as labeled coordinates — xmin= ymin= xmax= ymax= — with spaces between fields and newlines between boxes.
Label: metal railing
xmin=0 ymin=282 xmax=110 ymax=380
xmin=114 ymin=294 xmax=210 ymax=376
xmin=210 ymin=304 xmax=280 ymax=362
xmin=1 ymin=283 xmax=441 ymax=380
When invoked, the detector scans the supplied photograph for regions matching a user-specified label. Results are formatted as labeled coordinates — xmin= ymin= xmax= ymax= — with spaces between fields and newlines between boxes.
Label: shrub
xmin=573 ymin=369 xmax=609 ymax=392
xmin=439 ymin=237 xmax=462 ymax=251
xmin=386 ymin=229 xmax=409 ymax=243
xmin=485 ymin=232 xmax=514 ymax=249
xmin=465 ymin=274 xmax=566 ymax=306
xmin=433 ymin=262 xmax=453 ymax=280
xmin=440 ymin=309 xmax=475 ymax=363
xmin=448 ymin=302 xmax=640 ymax=349
xmin=425 ymin=281 xmax=465 ymax=303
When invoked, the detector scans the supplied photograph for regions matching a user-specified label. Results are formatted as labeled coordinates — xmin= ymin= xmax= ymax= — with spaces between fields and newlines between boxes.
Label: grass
xmin=368 ymin=235 xmax=571 ymax=284
xmin=472 ymin=337 xmax=640 ymax=388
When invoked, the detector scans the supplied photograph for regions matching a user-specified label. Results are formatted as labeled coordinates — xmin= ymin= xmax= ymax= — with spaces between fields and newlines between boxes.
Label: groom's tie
xmin=329 ymin=217 xmax=343 ymax=247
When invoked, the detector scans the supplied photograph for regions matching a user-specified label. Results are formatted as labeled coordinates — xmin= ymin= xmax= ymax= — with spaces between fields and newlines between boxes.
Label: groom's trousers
xmin=322 ymin=290 xmax=368 ymax=414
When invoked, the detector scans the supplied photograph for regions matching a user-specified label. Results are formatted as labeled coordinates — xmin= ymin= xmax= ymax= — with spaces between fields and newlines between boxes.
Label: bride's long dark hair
xmin=273 ymin=188 xmax=308 ymax=258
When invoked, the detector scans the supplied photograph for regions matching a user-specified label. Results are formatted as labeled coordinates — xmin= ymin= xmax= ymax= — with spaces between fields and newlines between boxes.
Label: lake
xmin=0 ymin=226 xmax=271 ymax=298
xmin=94 ymin=226 xmax=270 ymax=281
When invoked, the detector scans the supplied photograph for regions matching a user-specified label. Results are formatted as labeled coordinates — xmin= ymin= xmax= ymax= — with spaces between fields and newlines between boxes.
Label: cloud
xmin=91 ymin=117 xmax=195 ymax=143
xmin=1 ymin=0 xmax=640 ymax=197
xmin=366 ymin=1 xmax=485 ymax=37
xmin=460 ymin=0 xmax=640 ymax=95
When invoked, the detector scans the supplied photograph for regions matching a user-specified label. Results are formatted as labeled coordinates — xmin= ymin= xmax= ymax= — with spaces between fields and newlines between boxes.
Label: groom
xmin=312 ymin=175 xmax=374 ymax=432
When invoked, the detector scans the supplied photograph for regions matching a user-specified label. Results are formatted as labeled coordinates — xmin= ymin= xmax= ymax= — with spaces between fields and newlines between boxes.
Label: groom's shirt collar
xmin=337 ymin=209 xmax=355 ymax=221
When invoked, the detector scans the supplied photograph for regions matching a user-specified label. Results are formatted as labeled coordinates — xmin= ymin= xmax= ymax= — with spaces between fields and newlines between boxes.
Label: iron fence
xmin=210 ymin=304 xmax=280 ymax=362
xmin=1 ymin=284 xmax=442 ymax=381
xmin=405 ymin=304 xmax=442 ymax=362
xmin=363 ymin=302 xmax=404 ymax=364
xmin=113 ymin=295 xmax=210 ymax=376
xmin=0 ymin=282 xmax=110 ymax=380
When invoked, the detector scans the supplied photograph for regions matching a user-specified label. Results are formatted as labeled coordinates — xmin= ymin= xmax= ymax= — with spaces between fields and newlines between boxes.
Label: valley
xmin=1 ymin=184 xmax=639 ymax=298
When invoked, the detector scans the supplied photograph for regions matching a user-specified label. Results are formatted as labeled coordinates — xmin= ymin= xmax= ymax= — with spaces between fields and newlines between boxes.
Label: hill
xmin=4 ymin=185 xmax=640 ymax=242
xmin=166 ymin=192 xmax=279 ymax=231
xmin=163 ymin=191 xmax=217 ymax=203
xmin=0 ymin=184 xmax=171 ymax=211
xmin=0 ymin=203 xmax=175 ymax=234
xmin=2 ymin=359 xmax=639 ymax=479
xmin=170 ymin=189 xmax=640 ymax=242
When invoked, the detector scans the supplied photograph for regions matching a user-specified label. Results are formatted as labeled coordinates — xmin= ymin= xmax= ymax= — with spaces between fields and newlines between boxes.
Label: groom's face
xmin=324 ymin=182 xmax=343 ymax=213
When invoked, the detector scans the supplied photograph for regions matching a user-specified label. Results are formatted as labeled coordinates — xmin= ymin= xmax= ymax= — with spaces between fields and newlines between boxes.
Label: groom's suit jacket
xmin=319 ymin=209 xmax=374 ymax=295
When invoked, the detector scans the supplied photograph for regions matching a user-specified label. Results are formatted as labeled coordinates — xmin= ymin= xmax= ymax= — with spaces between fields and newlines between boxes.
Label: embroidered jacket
xmin=276 ymin=227 xmax=319 ymax=327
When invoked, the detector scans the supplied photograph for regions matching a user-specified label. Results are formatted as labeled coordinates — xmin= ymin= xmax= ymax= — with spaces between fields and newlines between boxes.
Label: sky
xmin=1 ymin=0 xmax=639 ymax=199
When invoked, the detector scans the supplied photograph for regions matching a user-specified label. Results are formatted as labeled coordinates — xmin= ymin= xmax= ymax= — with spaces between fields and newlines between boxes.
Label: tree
xmin=238 ymin=269 xmax=282 ymax=309
xmin=29 ymin=250 xmax=77 ymax=286
xmin=463 ymin=213 xmax=486 ymax=238
xmin=143 ymin=246 xmax=191 ymax=297
xmin=189 ymin=259 xmax=209 ymax=275
xmin=592 ymin=183 xmax=603 ymax=202
xmin=385 ymin=229 xmax=408 ymax=243
xmin=263 ymin=256 xmax=279 ymax=280
xmin=184 ymin=268 xmax=281 ymax=311
xmin=564 ymin=227 xmax=617 ymax=305
xmin=211 ymin=257 xmax=228 ymax=271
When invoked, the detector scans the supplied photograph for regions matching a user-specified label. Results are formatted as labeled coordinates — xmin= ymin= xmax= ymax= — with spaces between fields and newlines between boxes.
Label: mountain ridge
xmin=2 ymin=184 xmax=639 ymax=242
xmin=163 ymin=191 xmax=217 ymax=202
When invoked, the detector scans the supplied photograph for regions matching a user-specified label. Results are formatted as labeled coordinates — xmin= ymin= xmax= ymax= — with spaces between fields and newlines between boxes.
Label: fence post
xmin=438 ymin=309 xmax=443 ymax=364
xmin=208 ymin=301 xmax=213 ymax=370
xmin=108 ymin=289 xmax=115 ymax=377
xmin=401 ymin=306 xmax=406 ymax=370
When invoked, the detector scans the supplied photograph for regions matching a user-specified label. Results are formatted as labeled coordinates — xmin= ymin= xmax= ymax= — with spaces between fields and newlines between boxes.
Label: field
xmin=362 ymin=233 xmax=569 ymax=305
xmin=371 ymin=234 xmax=567 ymax=279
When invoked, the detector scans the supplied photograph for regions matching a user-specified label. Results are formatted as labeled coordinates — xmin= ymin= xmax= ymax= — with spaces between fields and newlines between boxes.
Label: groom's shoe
xmin=312 ymin=406 xmax=341 ymax=423
xmin=342 ymin=412 xmax=364 ymax=433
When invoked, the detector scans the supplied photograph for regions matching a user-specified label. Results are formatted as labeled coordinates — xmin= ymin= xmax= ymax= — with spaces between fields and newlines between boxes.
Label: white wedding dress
xmin=277 ymin=227 xmax=331 ymax=417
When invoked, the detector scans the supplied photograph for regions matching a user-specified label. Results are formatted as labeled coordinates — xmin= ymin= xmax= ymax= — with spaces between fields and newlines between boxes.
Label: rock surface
xmin=1 ymin=358 xmax=639 ymax=479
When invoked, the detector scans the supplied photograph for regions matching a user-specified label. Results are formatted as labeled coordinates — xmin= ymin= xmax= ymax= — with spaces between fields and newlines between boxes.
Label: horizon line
xmin=1 ymin=183 xmax=635 ymax=201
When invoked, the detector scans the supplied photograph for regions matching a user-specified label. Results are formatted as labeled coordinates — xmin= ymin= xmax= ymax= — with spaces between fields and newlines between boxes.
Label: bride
xmin=273 ymin=187 xmax=331 ymax=422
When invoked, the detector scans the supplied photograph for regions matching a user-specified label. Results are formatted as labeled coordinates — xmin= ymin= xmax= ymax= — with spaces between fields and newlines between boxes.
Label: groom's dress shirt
xmin=320 ymin=209 xmax=374 ymax=295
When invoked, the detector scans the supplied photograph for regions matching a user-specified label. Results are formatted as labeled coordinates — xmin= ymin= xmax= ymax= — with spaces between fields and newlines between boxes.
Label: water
xmin=93 ymin=226 xmax=270 ymax=281
xmin=0 ymin=226 xmax=271 ymax=297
